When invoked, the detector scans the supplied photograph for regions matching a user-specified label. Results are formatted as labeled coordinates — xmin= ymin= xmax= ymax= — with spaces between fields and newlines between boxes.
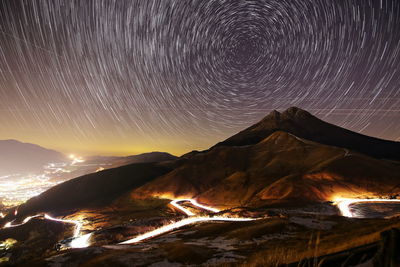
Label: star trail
xmin=0 ymin=0 xmax=399 ymax=155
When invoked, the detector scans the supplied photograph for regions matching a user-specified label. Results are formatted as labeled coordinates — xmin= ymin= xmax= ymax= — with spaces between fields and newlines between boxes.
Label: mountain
xmin=106 ymin=152 xmax=178 ymax=168
xmin=87 ymin=152 xmax=177 ymax=166
xmin=0 ymin=139 xmax=66 ymax=176
xmin=5 ymin=107 xmax=400 ymax=218
xmin=0 ymin=139 xmax=177 ymax=178
xmin=54 ymin=152 xmax=178 ymax=181
xmin=213 ymin=107 xmax=400 ymax=161
xmin=3 ymin=162 xmax=173 ymax=221
xmin=132 ymin=131 xmax=400 ymax=207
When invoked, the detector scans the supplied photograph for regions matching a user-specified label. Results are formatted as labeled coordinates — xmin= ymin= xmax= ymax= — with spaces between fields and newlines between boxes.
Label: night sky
xmin=0 ymin=0 xmax=399 ymax=156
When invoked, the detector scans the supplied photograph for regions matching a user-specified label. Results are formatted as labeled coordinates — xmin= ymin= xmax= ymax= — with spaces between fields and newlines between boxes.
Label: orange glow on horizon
xmin=0 ymin=132 xmax=211 ymax=157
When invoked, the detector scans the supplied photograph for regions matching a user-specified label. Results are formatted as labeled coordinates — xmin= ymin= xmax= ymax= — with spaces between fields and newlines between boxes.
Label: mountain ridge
xmin=212 ymin=107 xmax=400 ymax=161
xmin=0 ymin=139 xmax=67 ymax=176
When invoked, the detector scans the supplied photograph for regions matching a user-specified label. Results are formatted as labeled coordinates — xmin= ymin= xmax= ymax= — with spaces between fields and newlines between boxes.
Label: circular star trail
xmin=0 ymin=0 xmax=399 ymax=155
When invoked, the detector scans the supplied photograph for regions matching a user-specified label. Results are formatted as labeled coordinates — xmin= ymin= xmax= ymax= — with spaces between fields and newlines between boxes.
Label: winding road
xmin=119 ymin=199 xmax=256 ymax=245
xmin=0 ymin=198 xmax=256 ymax=248
xmin=1 ymin=212 xmax=91 ymax=248
xmin=334 ymin=198 xmax=400 ymax=217
xmin=2 ymin=197 xmax=400 ymax=249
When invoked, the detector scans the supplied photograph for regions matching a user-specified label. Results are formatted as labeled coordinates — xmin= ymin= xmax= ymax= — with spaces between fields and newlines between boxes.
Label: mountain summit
xmin=213 ymin=107 xmax=400 ymax=160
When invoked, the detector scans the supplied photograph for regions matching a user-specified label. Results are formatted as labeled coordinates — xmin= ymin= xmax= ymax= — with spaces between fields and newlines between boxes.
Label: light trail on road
xmin=69 ymin=233 xmax=93 ymax=248
xmin=3 ymin=197 xmax=400 ymax=249
xmin=119 ymin=199 xmax=257 ymax=245
xmin=3 ymin=214 xmax=42 ymax=228
xmin=1 ymin=213 xmax=90 ymax=248
xmin=1 ymin=199 xmax=257 ymax=248
xmin=44 ymin=214 xmax=82 ymax=237
xmin=170 ymin=198 xmax=220 ymax=215
xmin=334 ymin=198 xmax=400 ymax=217
xmin=119 ymin=216 xmax=255 ymax=244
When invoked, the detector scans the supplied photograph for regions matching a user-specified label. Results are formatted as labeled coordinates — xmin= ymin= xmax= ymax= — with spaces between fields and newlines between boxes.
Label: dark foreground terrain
xmin=2 ymin=203 xmax=400 ymax=266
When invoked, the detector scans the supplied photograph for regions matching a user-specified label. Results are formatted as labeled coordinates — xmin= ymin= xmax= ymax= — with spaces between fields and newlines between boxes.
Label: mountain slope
xmin=132 ymin=131 xmax=400 ymax=207
xmin=0 ymin=139 xmax=66 ymax=176
xmin=212 ymin=107 xmax=400 ymax=161
xmin=107 ymin=152 xmax=178 ymax=168
xmin=1 ymin=162 xmax=173 ymax=222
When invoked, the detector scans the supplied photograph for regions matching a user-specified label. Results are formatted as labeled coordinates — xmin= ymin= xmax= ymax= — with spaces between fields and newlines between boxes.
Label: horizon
xmin=1 ymin=106 xmax=399 ymax=157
